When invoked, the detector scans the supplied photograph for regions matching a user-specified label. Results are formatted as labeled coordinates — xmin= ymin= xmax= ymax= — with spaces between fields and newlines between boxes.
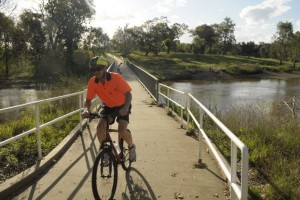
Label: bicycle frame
xmin=104 ymin=128 xmax=125 ymax=164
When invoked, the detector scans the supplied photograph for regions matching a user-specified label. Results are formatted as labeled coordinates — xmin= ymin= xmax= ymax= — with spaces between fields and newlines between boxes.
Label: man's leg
xmin=118 ymin=119 xmax=133 ymax=147
xmin=96 ymin=117 xmax=113 ymax=144
xmin=118 ymin=119 xmax=136 ymax=162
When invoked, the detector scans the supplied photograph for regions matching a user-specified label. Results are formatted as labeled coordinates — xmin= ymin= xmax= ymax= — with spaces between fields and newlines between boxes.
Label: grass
xmin=216 ymin=103 xmax=300 ymax=200
xmin=127 ymin=51 xmax=300 ymax=80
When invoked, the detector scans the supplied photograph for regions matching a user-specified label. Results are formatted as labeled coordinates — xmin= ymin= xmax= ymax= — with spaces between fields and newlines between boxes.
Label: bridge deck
xmin=4 ymin=63 xmax=226 ymax=200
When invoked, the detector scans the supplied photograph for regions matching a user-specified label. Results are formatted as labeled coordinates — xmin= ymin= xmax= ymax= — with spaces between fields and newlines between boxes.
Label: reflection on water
xmin=0 ymin=89 xmax=45 ymax=109
xmin=167 ymin=78 xmax=300 ymax=114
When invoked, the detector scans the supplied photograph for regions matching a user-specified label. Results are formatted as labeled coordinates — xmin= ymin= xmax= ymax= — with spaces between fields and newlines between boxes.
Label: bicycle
xmin=88 ymin=112 xmax=132 ymax=200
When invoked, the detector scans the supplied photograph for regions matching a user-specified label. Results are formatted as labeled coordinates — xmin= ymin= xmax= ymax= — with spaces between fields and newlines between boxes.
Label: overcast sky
xmin=6 ymin=0 xmax=300 ymax=44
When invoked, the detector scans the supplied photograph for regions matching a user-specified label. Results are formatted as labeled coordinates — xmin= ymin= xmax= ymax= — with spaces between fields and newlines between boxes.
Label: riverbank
xmin=173 ymin=69 xmax=300 ymax=81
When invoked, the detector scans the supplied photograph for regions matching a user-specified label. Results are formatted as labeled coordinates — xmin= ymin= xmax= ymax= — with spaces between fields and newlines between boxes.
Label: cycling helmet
xmin=89 ymin=56 xmax=108 ymax=69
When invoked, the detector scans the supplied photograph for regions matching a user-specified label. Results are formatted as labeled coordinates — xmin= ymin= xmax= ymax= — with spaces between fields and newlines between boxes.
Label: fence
xmin=129 ymin=61 xmax=249 ymax=200
xmin=0 ymin=91 xmax=86 ymax=160
xmin=186 ymin=94 xmax=249 ymax=200
xmin=127 ymin=61 xmax=159 ymax=101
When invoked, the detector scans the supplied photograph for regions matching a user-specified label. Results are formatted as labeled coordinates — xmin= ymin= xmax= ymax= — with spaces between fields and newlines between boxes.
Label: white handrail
xmin=0 ymin=90 xmax=101 ymax=160
xmin=157 ymin=84 xmax=248 ymax=200
xmin=158 ymin=83 xmax=185 ymax=122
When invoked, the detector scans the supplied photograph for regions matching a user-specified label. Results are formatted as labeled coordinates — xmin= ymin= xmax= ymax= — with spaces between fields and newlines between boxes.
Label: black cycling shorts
xmin=101 ymin=104 xmax=132 ymax=124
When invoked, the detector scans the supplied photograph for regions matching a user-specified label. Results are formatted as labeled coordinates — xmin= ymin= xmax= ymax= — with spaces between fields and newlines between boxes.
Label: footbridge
xmin=0 ymin=56 xmax=248 ymax=200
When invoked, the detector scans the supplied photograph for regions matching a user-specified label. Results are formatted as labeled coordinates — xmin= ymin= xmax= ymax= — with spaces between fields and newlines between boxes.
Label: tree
xmin=214 ymin=17 xmax=236 ymax=54
xmin=259 ymin=42 xmax=271 ymax=58
xmin=18 ymin=10 xmax=46 ymax=60
xmin=0 ymin=12 xmax=15 ymax=76
xmin=111 ymin=24 xmax=134 ymax=57
xmin=45 ymin=0 xmax=94 ymax=71
xmin=191 ymin=24 xmax=216 ymax=54
xmin=164 ymin=38 xmax=172 ymax=54
xmin=288 ymin=31 xmax=300 ymax=68
xmin=272 ymin=21 xmax=293 ymax=65
xmin=164 ymin=22 xmax=188 ymax=54
xmin=127 ymin=17 xmax=187 ymax=56
xmin=239 ymin=41 xmax=259 ymax=57
xmin=83 ymin=27 xmax=109 ymax=55
xmin=191 ymin=37 xmax=205 ymax=54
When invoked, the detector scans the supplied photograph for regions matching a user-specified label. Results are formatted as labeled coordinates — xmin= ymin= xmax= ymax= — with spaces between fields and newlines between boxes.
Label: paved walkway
xmin=4 ymin=63 xmax=226 ymax=200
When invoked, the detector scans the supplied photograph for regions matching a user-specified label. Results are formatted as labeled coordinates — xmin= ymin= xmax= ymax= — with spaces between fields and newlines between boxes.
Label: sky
xmin=6 ymin=0 xmax=300 ymax=44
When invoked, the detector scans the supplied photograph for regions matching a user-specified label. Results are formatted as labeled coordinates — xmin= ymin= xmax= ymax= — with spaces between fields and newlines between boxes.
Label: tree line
xmin=1 ymin=0 xmax=300 ymax=78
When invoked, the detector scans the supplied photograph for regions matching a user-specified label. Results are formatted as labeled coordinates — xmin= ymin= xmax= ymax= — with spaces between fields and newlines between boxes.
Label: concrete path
xmin=7 ymin=63 xmax=226 ymax=200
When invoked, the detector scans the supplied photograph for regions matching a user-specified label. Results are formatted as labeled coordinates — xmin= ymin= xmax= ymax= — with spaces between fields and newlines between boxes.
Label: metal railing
xmin=110 ymin=59 xmax=249 ymax=199
xmin=127 ymin=61 xmax=159 ymax=101
xmin=0 ymin=91 xmax=86 ymax=159
xmin=186 ymin=94 xmax=249 ymax=200
xmin=156 ymin=86 xmax=248 ymax=200
xmin=158 ymin=83 xmax=185 ymax=123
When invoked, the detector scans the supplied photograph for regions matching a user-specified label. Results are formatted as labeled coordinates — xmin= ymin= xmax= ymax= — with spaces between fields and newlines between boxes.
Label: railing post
xmin=231 ymin=141 xmax=238 ymax=199
xmin=187 ymin=94 xmax=190 ymax=126
xmin=156 ymin=80 xmax=159 ymax=102
xmin=198 ymin=106 xmax=203 ymax=163
xmin=79 ymin=93 xmax=82 ymax=132
xmin=167 ymin=88 xmax=170 ymax=108
xmin=35 ymin=103 xmax=42 ymax=160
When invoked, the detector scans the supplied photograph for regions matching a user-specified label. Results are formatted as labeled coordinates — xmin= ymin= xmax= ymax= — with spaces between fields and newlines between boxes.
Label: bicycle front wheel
xmin=121 ymin=130 xmax=132 ymax=171
xmin=92 ymin=147 xmax=118 ymax=200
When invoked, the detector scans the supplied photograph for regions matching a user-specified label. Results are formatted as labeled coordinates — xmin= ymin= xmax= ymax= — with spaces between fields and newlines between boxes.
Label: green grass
xmin=127 ymin=51 xmax=300 ymax=80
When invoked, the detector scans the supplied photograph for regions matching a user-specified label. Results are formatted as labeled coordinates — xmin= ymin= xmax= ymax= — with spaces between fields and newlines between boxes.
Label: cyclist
xmin=82 ymin=56 xmax=136 ymax=162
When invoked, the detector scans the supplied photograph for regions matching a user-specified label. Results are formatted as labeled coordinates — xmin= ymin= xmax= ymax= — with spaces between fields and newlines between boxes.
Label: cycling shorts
xmin=101 ymin=104 xmax=132 ymax=124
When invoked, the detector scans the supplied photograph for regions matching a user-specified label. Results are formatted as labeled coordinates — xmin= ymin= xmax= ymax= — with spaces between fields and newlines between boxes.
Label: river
xmin=166 ymin=78 xmax=300 ymax=115
xmin=1 ymin=78 xmax=300 ymax=115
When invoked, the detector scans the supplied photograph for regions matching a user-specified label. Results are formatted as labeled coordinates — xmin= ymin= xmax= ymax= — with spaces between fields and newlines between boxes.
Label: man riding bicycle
xmin=82 ymin=56 xmax=136 ymax=162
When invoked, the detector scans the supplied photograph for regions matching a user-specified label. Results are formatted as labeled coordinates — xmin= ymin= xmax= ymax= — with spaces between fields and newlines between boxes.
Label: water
xmin=1 ymin=78 xmax=300 ymax=114
xmin=166 ymin=78 xmax=300 ymax=114
xmin=0 ymin=89 xmax=42 ymax=109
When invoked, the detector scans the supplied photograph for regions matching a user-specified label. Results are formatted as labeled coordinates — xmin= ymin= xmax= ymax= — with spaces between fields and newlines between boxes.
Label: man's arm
xmin=82 ymin=99 xmax=92 ymax=118
xmin=119 ymin=91 xmax=132 ymax=116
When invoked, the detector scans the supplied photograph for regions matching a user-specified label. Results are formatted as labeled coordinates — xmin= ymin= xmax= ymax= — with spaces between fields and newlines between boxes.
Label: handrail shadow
xmin=13 ymin=122 xmax=98 ymax=200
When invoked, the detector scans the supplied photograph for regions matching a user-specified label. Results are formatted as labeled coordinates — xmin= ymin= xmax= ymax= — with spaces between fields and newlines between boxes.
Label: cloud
xmin=240 ymin=0 xmax=291 ymax=25
xmin=96 ymin=12 xmax=135 ymax=21
xmin=176 ymin=0 xmax=187 ymax=7
xmin=235 ymin=23 xmax=276 ymax=43
xmin=154 ymin=0 xmax=187 ymax=13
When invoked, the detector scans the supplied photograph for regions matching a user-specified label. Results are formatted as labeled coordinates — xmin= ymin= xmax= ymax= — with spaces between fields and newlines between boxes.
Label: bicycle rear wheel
xmin=92 ymin=146 xmax=118 ymax=200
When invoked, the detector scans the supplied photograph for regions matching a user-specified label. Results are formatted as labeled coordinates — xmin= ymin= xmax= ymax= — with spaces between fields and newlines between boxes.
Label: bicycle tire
xmin=121 ymin=130 xmax=132 ymax=171
xmin=92 ymin=146 xmax=118 ymax=200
